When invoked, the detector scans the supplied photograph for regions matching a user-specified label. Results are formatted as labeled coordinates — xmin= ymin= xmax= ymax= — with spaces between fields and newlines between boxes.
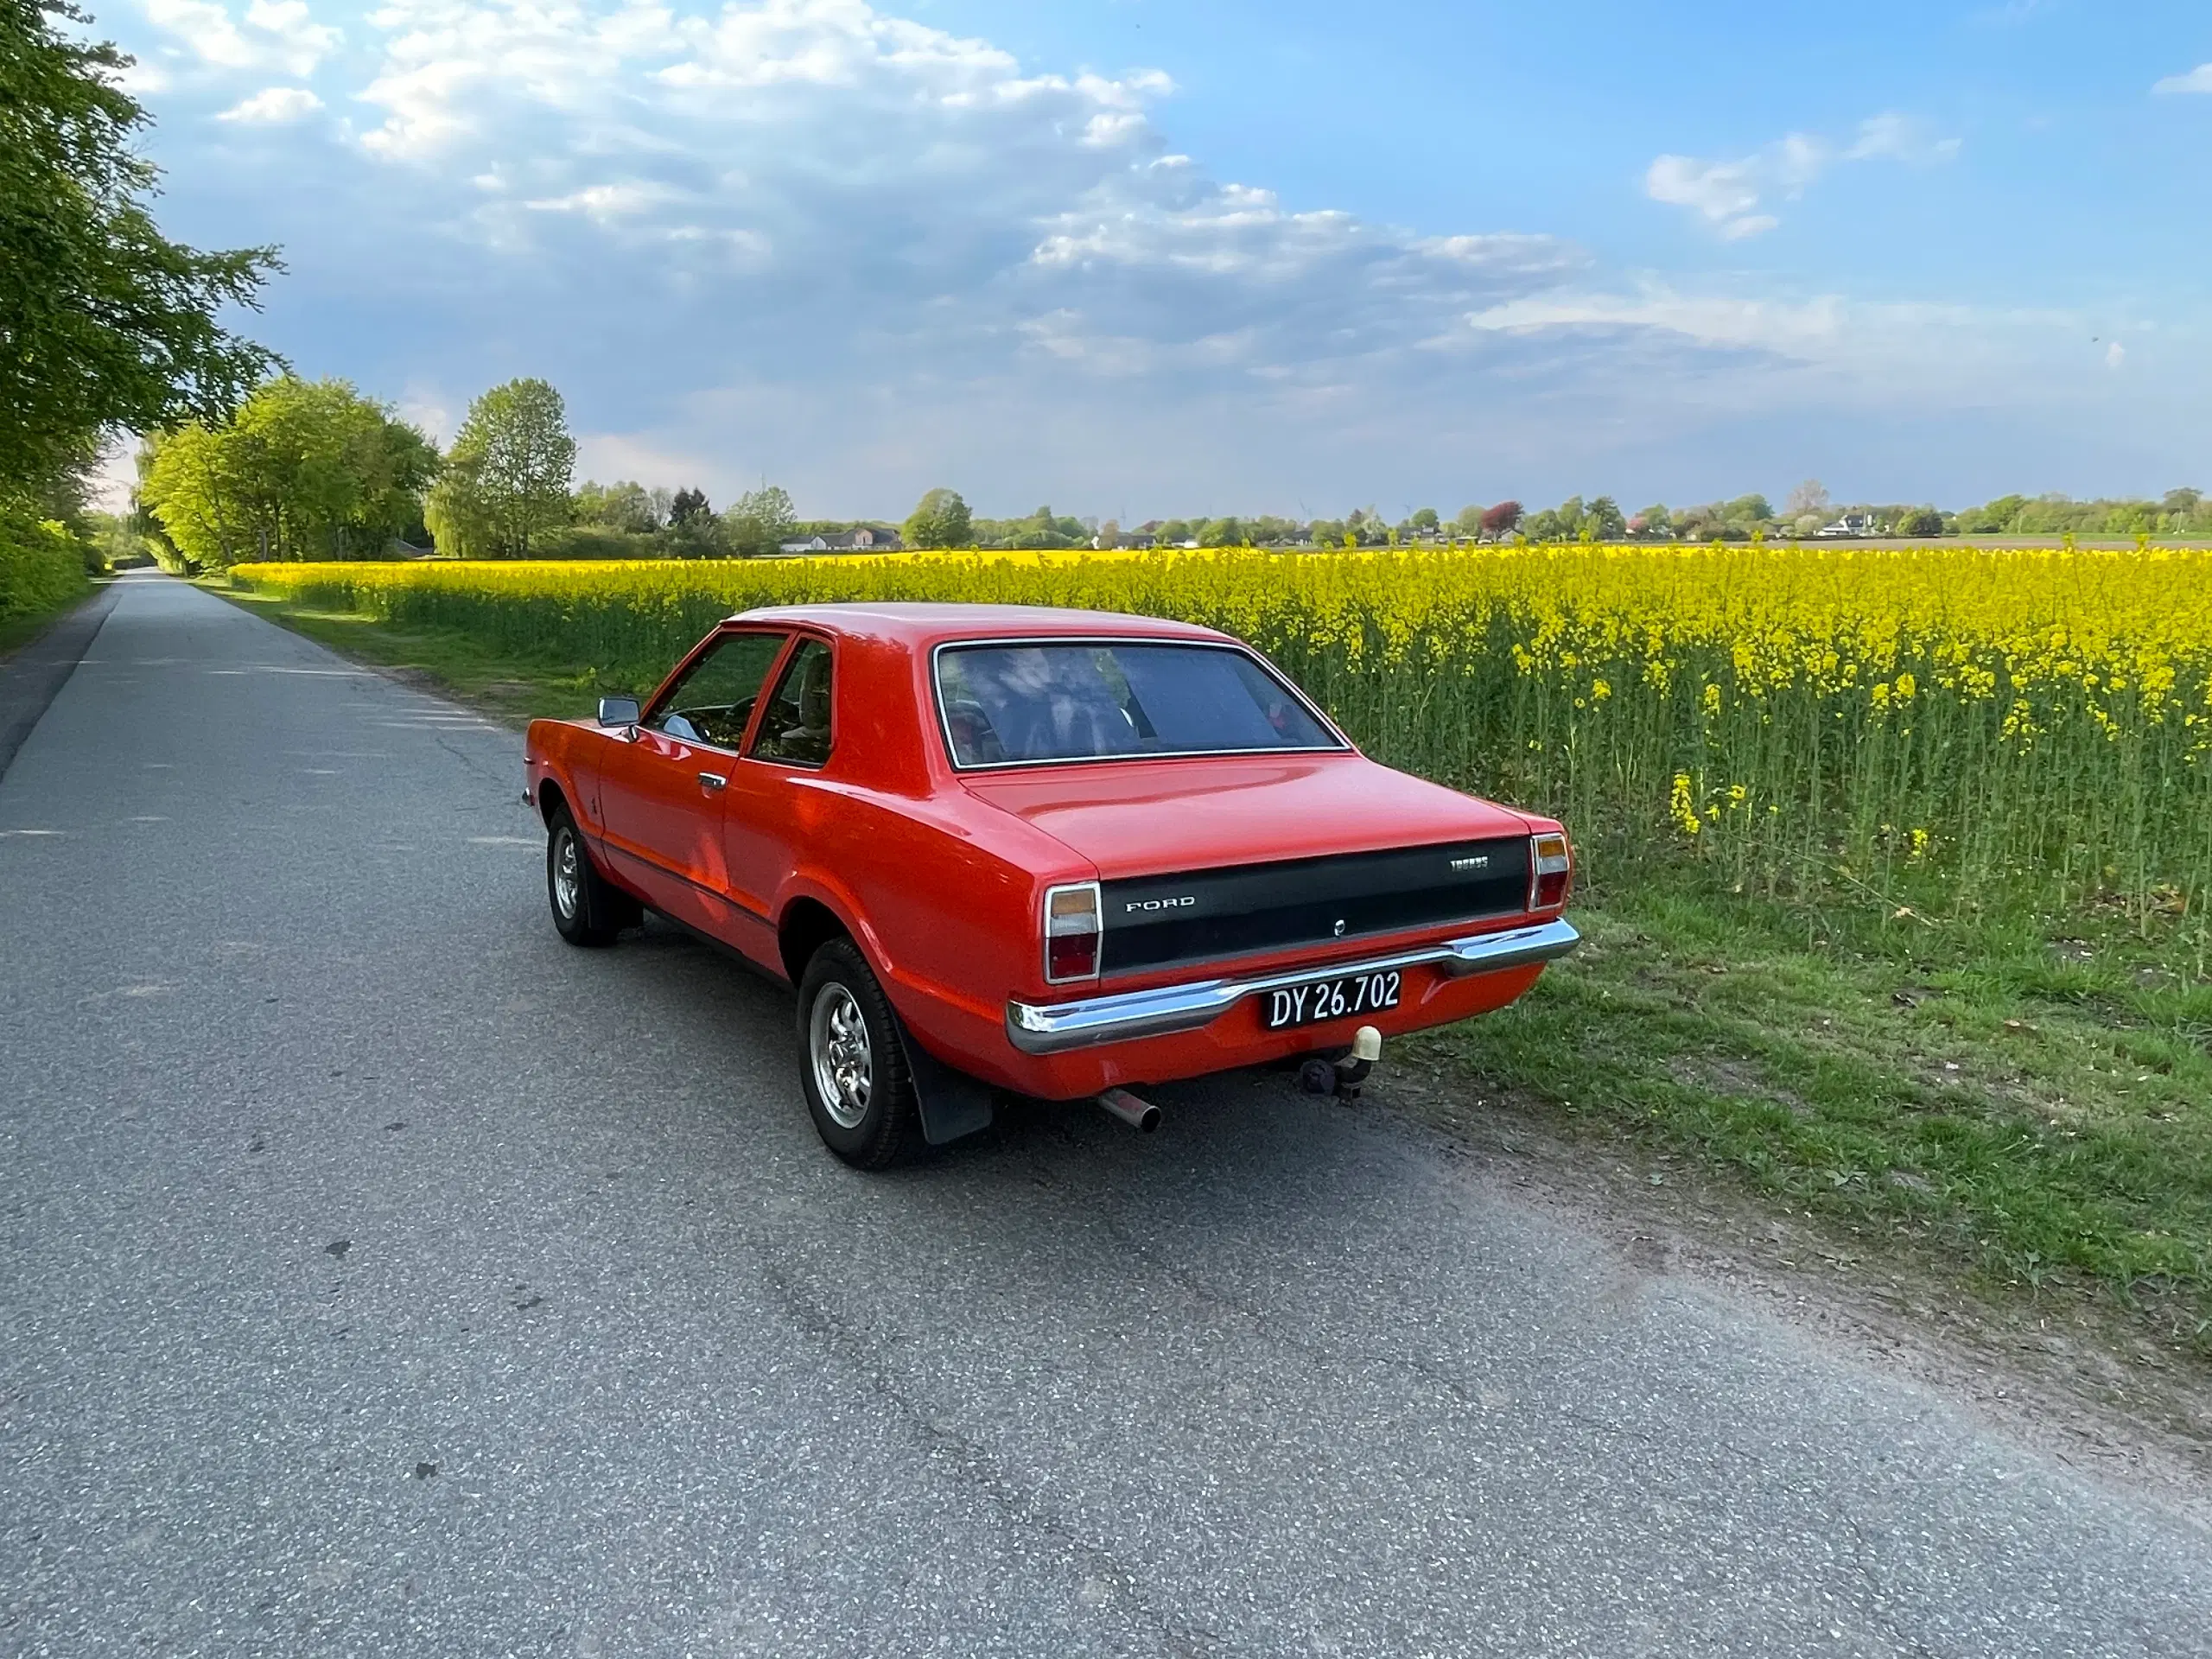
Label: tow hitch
xmin=1298 ymin=1025 xmax=1382 ymax=1099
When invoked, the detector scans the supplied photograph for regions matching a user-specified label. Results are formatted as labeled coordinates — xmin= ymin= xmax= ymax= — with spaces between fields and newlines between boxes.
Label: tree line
xmin=3 ymin=0 xmax=278 ymax=620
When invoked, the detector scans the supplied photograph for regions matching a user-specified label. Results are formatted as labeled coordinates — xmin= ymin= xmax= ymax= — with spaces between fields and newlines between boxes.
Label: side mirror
xmin=597 ymin=696 xmax=642 ymax=728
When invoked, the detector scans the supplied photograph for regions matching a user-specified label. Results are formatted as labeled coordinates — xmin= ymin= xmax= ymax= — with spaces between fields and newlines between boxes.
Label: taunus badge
xmin=1450 ymin=855 xmax=1491 ymax=873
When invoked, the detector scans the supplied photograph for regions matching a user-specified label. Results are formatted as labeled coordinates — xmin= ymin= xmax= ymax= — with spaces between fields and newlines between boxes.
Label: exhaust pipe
xmin=1096 ymin=1087 xmax=1160 ymax=1133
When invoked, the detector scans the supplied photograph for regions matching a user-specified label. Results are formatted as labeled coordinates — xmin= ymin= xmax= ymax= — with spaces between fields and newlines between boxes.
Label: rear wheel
xmin=798 ymin=938 xmax=920 ymax=1168
xmin=545 ymin=805 xmax=633 ymax=946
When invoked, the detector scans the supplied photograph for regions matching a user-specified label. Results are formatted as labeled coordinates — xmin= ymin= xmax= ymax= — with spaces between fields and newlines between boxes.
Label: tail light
xmin=1043 ymin=881 xmax=1102 ymax=983
xmin=1530 ymin=833 xmax=1572 ymax=911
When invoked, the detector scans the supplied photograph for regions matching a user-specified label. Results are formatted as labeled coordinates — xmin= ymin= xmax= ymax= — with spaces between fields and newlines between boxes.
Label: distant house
xmin=1815 ymin=512 xmax=1879 ymax=538
xmin=778 ymin=525 xmax=903 ymax=555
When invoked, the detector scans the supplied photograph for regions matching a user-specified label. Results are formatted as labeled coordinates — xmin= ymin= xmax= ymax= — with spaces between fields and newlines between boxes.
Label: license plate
xmin=1260 ymin=969 xmax=1403 ymax=1031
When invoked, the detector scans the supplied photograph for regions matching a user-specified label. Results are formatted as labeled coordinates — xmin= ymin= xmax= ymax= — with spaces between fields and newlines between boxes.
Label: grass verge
xmin=220 ymin=575 xmax=2212 ymax=1376
xmin=1404 ymin=872 xmax=2212 ymax=1367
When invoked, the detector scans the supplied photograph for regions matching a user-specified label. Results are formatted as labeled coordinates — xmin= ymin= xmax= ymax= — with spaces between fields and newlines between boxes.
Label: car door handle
xmin=697 ymin=772 xmax=728 ymax=792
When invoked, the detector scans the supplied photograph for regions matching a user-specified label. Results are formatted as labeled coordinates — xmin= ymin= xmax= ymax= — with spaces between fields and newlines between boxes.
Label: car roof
xmin=721 ymin=602 xmax=1233 ymax=649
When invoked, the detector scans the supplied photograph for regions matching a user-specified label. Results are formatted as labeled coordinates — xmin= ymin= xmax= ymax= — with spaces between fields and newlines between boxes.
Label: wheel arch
xmin=536 ymin=777 xmax=571 ymax=829
xmin=778 ymin=894 xmax=854 ymax=987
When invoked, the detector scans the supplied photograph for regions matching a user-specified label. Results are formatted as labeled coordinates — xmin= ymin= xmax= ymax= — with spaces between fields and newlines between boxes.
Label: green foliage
xmin=1955 ymin=491 xmax=2212 ymax=539
xmin=718 ymin=484 xmax=798 ymax=558
xmin=0 ymin=0 xmax=278 ymax=496
xmin=1896 ymin=506 xmax=1946 ymax=537
xmin=534 ymin=524 xmax=664 ymax=560
xmin=903 ymin=487 xmax=973 ymax=550
xmin=0 ymin=499 xmax=90 ymax=623
xmin=425 ymin=378 xmax=575 ymax=558
xmin=572 ymin=480 xmax=668 ymax=534
xmin=137 ymin=376 xmax=435 ymax=569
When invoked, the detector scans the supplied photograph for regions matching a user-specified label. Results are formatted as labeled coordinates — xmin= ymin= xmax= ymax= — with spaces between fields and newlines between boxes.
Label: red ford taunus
xmin=524 ymin=604 xmax=1577 ymax=1166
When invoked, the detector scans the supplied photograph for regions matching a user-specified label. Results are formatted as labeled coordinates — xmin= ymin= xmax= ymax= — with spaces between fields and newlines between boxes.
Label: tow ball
xmin=1298 ymin=1025 xmax=1383 ymax=1100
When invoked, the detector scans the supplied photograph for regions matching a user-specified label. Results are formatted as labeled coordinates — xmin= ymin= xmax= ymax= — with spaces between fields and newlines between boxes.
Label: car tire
xmin=545 ymin=804 xmax=632 ymax=947
xmin=798 ymin=938 xmax=921 ymax=1168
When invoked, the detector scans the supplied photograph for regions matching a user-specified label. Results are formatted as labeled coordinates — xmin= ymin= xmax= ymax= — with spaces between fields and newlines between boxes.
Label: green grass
xmin=222 ymin=575 xmax=2212 ymax=1365
xmin=1408 ymin=869 xmax=2212 ymax=1359
xmin=0 ymin=581 xmax=101 ymax=659
xmin=213 ymin=582 xmax=635 ymax=724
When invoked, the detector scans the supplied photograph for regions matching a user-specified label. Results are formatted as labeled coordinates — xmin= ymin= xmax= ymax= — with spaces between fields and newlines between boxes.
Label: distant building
xmin=779 ymin=525 xmax=903 ymax=555
xmin=1815 ymin=513 xmax=1879 ymax=538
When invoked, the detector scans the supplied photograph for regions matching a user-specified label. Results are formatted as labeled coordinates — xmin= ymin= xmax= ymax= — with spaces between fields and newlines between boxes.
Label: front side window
xmin=936 ymin=641 xmax=1341 ymax=768
xmin=750 ymin=639 xmax=835 ymax=768
xmin=647 ymin=631 xmax=790 ymax=749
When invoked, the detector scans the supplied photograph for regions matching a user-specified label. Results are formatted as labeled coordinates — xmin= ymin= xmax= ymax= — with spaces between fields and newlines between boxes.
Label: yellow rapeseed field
xmin=234 ymin=543 xmax=2212 ymax=925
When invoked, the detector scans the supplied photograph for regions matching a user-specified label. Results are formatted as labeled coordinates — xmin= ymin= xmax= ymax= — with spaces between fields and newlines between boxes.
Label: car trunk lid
xmin=962 ymin=755 xmax=1536 ymax=976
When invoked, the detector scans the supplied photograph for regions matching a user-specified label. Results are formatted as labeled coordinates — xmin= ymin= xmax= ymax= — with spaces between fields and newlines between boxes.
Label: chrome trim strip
xmin=1003 ymin=918 xmax=1580 ymax=1056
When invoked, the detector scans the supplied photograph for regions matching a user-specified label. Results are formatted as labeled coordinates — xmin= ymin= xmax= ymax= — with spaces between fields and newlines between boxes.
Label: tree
xmin=424 ymin=378 xmax=575 ymax=558
xmin=1585 ymin=497 xmax=1627 ymax=540
xmin=138 ymin=375 xmax=436 ymax=568
xmin=1095 ymin=518 xmax=1121 ymax=550
xmin=903 ymin=487 xmax=972 ymax=550
xmin=574 ymin=480 xmax=664 ymax=533
xmin=1452 ymin=505 xmax=1484 ymax=539
xmin=668 ymin=486 xmax=710 ymax=528
xmin=1154 ymin=518 xmax=1194 ymax=548
xmin=1897 ymin=506 xmax=1944 ymax=537
xmin=719 ymin=484 xmax=797 ymax=557
xmin=1409 ymin=506 xmax=1440 ymax=536
xmin=1783 ymin=480 xmax=1831 ymax=521
xmin=3 ymin=0 xmax=282 ymax=501
xmin=1631 ymin=503 xmax=1672 ymax=537
xmin=1722 ymin=493 xmax=1774 ymax=524
xmin=1480 ymin=500 xmax=1522 ymax=536
xmin=1199 ymin=516 xmax=1243 ymax=547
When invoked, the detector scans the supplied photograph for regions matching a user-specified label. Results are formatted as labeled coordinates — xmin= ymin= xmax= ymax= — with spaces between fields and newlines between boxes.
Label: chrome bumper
xmin=1003 ymin=918 xmax=1580 ymax=1058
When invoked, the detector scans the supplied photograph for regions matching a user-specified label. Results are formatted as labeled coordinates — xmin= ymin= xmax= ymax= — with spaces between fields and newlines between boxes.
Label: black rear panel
xmin=1101 ymin=837 xmax=1530 ymax=976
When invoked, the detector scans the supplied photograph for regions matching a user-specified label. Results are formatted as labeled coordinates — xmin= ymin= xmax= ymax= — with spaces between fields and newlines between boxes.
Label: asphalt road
xmin=3 ymin=572 xmax=2206 ymax=1657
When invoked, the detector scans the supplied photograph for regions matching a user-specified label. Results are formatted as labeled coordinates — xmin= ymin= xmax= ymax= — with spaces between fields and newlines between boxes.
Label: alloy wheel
xmin=809 ymin=983 xmax=874 ymax=1129
xmin=552 ymin=830 xmax=581 ymax=920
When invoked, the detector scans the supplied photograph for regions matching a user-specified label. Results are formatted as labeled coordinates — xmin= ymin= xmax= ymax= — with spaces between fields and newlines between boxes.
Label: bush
xmin=0 ymin=507 xmax=92 ymax=624
xmin=534 ymin=524 xmax=667 ymax=561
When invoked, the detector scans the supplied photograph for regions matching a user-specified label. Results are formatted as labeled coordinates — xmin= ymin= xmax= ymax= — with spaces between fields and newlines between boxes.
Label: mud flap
xmin=894 ymin=1014 xmax=996 ymax=1146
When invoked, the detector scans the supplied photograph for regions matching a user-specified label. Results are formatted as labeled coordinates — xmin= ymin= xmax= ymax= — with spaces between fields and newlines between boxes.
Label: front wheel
xmin=545 ymin=806 xmax=633 ymax=946
xmin=798 ymin=938 xmax=920 ymax=1168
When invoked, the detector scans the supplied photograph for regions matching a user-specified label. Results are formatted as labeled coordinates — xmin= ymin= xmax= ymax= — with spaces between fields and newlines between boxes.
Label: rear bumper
xmin=1003 ymin=918 xmax=1580 ymax=1057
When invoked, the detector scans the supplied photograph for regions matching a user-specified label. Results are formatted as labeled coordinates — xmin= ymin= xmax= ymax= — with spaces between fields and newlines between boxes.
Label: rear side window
xmin=936 ymin=641 xmax=1341 ymax=767
xmin=750 ymin=639 xmax=835 ymax=768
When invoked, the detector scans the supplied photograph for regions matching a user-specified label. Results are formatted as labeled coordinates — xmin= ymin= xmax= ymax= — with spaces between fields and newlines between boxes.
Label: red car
xmin=524 ymin=604 xmax=1577 ymax=1166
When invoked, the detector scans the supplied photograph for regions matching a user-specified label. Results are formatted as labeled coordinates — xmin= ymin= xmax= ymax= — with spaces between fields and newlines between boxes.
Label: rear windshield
xmin=935 ymin=640 xmax=1342 ymax=767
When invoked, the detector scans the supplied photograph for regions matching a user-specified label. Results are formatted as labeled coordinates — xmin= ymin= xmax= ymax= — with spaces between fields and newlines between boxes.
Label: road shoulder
xmin=0 ymin=579 xmax=126 ymax=783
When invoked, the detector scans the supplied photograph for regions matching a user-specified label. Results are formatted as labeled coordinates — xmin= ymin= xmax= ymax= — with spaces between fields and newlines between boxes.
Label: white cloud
xmin=2106 ymin=340 xmax=2126 ymax=369
xmin=2152 ymin=63 xmax=2212 ymax=94
xmin=142 ymin=0 xmax=342 ymax=76
xmin=217 ymin=84 xmax=324 ymax=120
xmin=1646 ymin=114 xmax=1957 ymax=238
xmin=335 ymin=0 xmax=1584 ymax=391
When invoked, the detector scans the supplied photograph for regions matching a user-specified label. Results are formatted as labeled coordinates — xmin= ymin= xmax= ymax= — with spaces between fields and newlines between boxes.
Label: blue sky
xmin=92 ymin=0 xmax=2212 ymax=518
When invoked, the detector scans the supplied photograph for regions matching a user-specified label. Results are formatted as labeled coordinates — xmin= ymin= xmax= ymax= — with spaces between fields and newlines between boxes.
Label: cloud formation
xmin=143 ymin=0 xmax=341 ymax=75
xmin=2152 ymin=63 xmax=2212 ymax=94
xmin=109 ymin=0 xmax=2202 ymax=510
xmin=1646 ymin=115 xmax=1959 ymax=238
xmin=216 ymin=84 xmax=323 ymax=120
